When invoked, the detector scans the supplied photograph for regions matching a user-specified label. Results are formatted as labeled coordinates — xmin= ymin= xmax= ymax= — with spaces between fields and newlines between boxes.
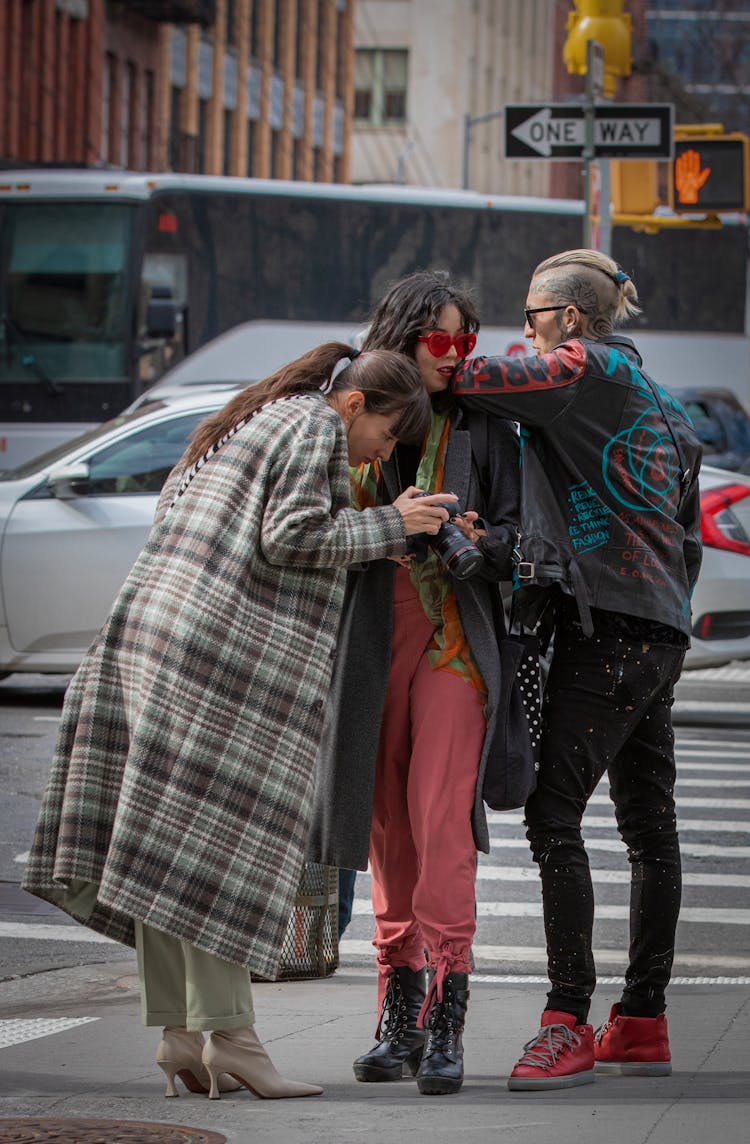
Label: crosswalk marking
xmin=487 ymin=836 xmax=750 ymax=858
xmin=473 ymin=867 xmax=750 ymax=888
xmin=489 ymin=813 xmax=750 ymax=832
xmin=0 ymin=1018 xmax=99 ymax=1049
xmin=676 ymin=746 xmax=750 ymax=756
xmin=676 ymin=764 xmax=750 ymax=773
xmin=351 ymin=901 xmax=750 ymax=924
xmin=570 ymin=795 xmax=750 ymax=809
xmin=0 ymin=922 xmax=115 ymax=944
xmin=670 ymin=778 xmax=750 ymax=787
xmin=4 ymin=732 xmax=749 ymax=992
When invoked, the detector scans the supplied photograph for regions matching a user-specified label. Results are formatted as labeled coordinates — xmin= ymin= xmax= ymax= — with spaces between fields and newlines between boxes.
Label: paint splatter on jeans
xmin=524 ymin=624 xmax=686 ymax=1022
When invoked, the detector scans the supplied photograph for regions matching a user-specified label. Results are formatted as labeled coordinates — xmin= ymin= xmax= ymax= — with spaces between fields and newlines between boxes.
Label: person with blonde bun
xmin=452 ymin=249 xmax=703 ymax=1092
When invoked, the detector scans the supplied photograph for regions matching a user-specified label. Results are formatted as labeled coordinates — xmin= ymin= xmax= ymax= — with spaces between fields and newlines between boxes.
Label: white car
xmin=0 ymin=393 xmax=225 ymax=676
xmin=0 ymin=397 xmax=748 ymax=677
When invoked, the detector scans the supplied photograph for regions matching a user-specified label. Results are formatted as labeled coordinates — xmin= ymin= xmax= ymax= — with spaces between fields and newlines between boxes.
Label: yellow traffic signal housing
xmin=670 ymin=135 xmax=749 ymax=213
xmin=610 ymin=159 xmax=659 ymax=215
xmin=563 ymin=1 xmax=631 ymax=99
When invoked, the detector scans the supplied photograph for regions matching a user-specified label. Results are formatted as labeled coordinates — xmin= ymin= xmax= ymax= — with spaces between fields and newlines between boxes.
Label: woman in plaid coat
xmin=23 ymin=342 xmax=449 ymax=1101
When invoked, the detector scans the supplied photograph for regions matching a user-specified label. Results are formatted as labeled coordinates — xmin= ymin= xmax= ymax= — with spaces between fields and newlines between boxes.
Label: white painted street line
xmin=13 ymin=851 xmax=29 ymax=864
xmin=684 ymin=666 xmax=750 ymax=680
xmin=351 ymin=900 xmax=750 ymax=923
xmin=0 ymin=922 xmax=115 ymax=944
xmin=32 ymin=716 xmax=62 ymax=723
xmin=469 ymin=902 xmax=750 ymax=924
xmin=488 ymin=835 xmax=750 ymax=858
xmin=473 ymin=974 xmax=750 ymax=986
xmin=672 ymin=778 xmax=750 ymax=787
xmin=0 ymin=1017 xmax=99 ymax=1049
xmin=339 ymin=939 xmax=750 ymax=972
xmin=676 ymin=761 xmax=750 ymax=770
xmin=582 ymin=794 xmax=750 ymax=809
xmin=488 ymin=813 xmax=750 ymax=833
xmin=676 ymin=748 xmax=750 ymax=758
xmin=474 ymin=867 xmax=750 ymax=888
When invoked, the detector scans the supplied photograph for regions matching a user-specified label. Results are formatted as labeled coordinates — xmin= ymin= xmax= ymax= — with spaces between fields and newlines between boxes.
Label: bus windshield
xmin=0 ymin=201 xmax=134 ymax=383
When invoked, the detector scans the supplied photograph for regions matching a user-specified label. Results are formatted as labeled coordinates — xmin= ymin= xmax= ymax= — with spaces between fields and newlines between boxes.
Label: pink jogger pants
xmin=370 ymin=568 xmax=486 ymax=1002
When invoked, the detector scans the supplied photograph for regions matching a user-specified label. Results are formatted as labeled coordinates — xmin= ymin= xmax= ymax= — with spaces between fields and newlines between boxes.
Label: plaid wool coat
xmin=23 ymin=394 xmax=407 ymax=978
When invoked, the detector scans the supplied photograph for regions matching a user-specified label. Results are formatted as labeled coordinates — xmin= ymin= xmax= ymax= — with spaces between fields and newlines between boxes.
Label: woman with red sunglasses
xmin=308 ymin=270 xmax=522 ymax=1095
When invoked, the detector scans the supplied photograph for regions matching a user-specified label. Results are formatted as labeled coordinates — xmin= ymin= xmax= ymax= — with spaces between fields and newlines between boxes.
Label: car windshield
xmin=0 ymin=404 xmax=167 ymax=480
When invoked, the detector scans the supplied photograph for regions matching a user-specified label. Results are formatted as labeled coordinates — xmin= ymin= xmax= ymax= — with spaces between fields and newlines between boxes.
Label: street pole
xmin=597 ymin=155 xmax=612 ymax=255
xmin=462 ymin=108 xmax=505 ymax=190
xmin=582 ymin=39 xmax=603 ymax=249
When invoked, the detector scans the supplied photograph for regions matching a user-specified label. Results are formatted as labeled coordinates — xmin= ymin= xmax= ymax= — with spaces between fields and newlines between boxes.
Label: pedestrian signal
xmin=671 ymin=136 xmax=749 ymax=213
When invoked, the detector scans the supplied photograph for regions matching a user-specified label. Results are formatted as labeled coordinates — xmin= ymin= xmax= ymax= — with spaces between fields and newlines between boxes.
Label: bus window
xmin=137 ymin=251 xmax=189 ymax=385
xmin=0 ymin=202 xmax=134 ymax=382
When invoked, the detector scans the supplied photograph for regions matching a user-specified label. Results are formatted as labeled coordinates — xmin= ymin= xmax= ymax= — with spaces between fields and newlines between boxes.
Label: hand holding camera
xmin=414 ymin=490 xmax=485 ymax=581
xmin=393 ymin=487 xmax=457 ymax=536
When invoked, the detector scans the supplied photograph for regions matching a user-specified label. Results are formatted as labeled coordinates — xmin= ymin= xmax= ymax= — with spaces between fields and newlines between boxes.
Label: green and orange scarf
xmin=351 ymin=410 xmax=486 ymax=698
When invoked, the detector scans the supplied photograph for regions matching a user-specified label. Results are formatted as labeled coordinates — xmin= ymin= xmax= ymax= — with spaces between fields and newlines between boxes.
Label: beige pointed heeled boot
xmin=202 ymin=1026 xmax=323 ymax=1099
xmin=155 ymin=1027 xmax=243 ymax=1097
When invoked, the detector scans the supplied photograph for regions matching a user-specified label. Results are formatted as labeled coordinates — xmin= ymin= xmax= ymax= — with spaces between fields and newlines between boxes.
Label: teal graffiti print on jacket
xmin=568 ymin=481 xmax=610 ymax=552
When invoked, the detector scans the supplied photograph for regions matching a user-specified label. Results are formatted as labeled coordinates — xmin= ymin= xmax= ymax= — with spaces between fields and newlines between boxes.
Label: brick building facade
xmin=0 ymin=0 xmax=354 ymax=181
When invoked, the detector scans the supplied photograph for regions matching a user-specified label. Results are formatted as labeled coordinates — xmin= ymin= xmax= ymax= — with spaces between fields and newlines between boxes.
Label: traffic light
xmin=671 ymin=136 xmax=749 ymax=213
xmin=610 ymin=160 xmax=659 ymax=215
xmin=563 ymin=1 xmax=631 ymax=99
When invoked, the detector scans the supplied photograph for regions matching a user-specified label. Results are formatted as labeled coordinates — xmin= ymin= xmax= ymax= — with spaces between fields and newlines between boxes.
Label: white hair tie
xmin=320 ymin=355 xmax=352 ymax=395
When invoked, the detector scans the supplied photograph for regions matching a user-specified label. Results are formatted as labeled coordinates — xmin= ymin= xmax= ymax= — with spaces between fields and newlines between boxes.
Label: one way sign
xmin=505 ymin=104 xmax=674 ymax=160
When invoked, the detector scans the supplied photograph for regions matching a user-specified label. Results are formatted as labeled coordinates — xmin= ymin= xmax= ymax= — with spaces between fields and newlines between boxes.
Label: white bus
xmin=1 ymin=169 xmax=747 ymax=468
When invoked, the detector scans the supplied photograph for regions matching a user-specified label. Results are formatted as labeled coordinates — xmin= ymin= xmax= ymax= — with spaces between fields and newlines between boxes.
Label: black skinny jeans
xmin=524 ymin=621 xmax=686 ymax=1024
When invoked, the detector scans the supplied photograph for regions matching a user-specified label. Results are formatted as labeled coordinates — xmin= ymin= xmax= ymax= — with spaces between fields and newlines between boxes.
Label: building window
xmin=226 ymin=0 xmax=236 ymax=45
xmin=315 ymin=0 xmax=324 ymax=89
xmin=121 ymin=63 xmax=133 ymax=166
xmin=197 ymin=98 xmax=209 ymax=172
xmin=223 ymin=108 xmax=233 ymax=174
xmin=354 ymin=49 xmax=408 ymax=124
xmin=294 ymin=0 xmax=303 ymax=78
xmin=335 ymin=3 xmax=346 ymax=100
xmin=102 ymin=53 xmax=113 ymax=161
xmin=247 ymin=118 xmax=255 ymax=175
xmin=273 ymin=0 xmax=282 ymax=68
xmin=249 ymin=0 xmax=259 ymax=58
xmin=169 ymin=85 xmax=182 ymax=170
xmin=143 ymin=70 xmax=155 ymax=170
xmin=270 ymin=129 xmax=280 ymax=178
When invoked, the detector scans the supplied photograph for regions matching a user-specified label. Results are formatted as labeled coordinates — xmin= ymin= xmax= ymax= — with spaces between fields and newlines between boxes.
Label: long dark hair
xmin=361 ymin=271 xmax=480 ymax=412
xmin=361 ymin=269 xmax=480 ymax=357
xmin=183 ymin=341 xmax=430 ymax=466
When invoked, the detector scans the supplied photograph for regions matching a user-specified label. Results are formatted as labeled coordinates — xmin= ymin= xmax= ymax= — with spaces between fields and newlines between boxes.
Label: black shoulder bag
xmin=482 ymin=592 xmax=543 ymax=811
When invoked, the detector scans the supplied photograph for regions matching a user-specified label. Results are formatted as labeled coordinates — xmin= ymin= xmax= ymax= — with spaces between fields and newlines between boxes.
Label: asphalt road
xmin=1 ymin=668 xmax=749 ymax=985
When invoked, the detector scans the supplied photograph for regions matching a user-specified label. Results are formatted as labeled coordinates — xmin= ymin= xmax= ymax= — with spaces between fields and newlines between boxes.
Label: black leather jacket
xmin=453 ymin=335 xmax=703 ymax=639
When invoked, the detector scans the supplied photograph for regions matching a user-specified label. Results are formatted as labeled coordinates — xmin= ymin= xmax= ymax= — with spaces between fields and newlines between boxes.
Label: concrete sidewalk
xmin=0 ymin=957 xmax=748 ymax=1144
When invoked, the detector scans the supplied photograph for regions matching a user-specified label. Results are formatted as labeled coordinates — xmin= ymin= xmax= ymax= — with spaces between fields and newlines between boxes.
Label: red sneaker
xmin=508 ymin=1010 xmax=595 ymax=1091
xmin=594 ymin=1003 xmax=672 ymax=1075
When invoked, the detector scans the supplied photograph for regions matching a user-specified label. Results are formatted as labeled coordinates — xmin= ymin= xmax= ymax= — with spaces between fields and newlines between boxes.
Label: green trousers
xmin=134 ymin=921 xmax=255 ymax=1032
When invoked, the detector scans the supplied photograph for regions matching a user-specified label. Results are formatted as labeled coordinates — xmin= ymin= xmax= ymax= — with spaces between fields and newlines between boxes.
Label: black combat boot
xmin=352 ymin=966 xmax=428 ymax=1082
xmin=416 ymin=972 xmax=470 ymax=1095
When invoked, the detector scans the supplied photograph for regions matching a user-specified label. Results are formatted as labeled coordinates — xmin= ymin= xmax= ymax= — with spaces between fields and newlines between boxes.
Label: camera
xmin=416 ymin=492 xmax=484 ymax=581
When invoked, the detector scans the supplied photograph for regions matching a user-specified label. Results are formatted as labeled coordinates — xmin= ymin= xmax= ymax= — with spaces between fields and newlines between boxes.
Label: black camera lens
xmin=416 ymin=492 xmax=484 ymax=581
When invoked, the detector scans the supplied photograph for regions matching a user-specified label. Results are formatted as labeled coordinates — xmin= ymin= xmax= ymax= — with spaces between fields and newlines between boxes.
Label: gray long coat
xmin=307 ymin=408 xmax=520 ymax=869
xmin=23 ymin=394 xmax=407 ymax=979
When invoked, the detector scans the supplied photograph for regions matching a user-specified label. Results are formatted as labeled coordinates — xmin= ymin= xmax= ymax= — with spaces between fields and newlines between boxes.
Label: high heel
xmin=202 ymin=1027 xmax=323 ymax=1100
xmin=156 ymin=1027 xmax=242 ymax=1097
